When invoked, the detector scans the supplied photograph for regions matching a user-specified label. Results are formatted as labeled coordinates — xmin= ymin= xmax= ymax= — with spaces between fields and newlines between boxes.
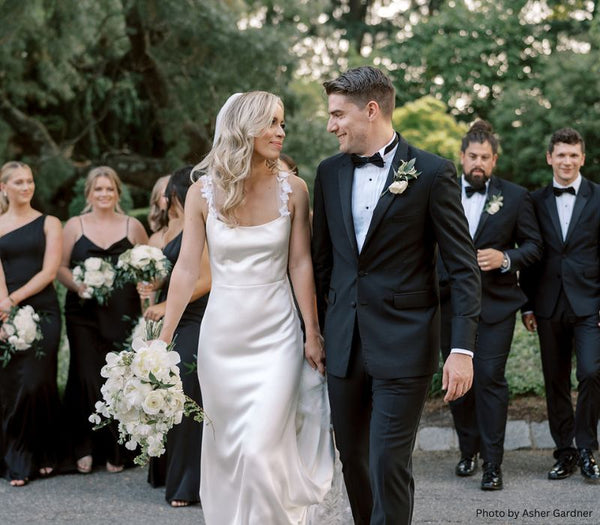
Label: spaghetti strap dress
xmin=0 ymin=215 xmax=61 ymax=482
xmin=148 ymin=231 xmax=208 ymax=504
xmin=61 ymin=216 xmax=140 ymax=468
xmin=197 ymin=173 xmax=334 ymax=524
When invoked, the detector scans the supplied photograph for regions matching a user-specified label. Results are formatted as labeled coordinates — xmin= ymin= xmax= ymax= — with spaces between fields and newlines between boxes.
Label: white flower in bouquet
xmin=0 ymin=305 xmax=43 ymax=367
xmin=116 ymin=245 xmax=171 ymax=283
xmin=72 ymin=257 xmax=116 ymax=305
xmin=89 ymin=319 xmax=205 ymax=465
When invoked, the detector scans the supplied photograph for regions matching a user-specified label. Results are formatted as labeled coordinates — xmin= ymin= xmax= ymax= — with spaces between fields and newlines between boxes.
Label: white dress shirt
xmin=553 ymin=174 xmax=582 ymax=240
xmin=461 ymin=175 xmax=489 ymax=239
xmin=352 ymin=136 xmax=398 ymax=253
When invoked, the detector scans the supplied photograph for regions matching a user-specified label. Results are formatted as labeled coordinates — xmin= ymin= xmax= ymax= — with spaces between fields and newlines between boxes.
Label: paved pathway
xmin=2 ymin=449 xmax=598 ymax=524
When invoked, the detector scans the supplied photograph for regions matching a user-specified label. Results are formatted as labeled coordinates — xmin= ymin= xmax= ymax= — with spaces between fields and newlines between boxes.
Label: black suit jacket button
xmin=350 ymin=301 xmax=357 ymax=308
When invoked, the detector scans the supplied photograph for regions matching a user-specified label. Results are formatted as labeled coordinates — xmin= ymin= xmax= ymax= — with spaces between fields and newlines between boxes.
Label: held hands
xmin=477 ymin=248 xmax=504 ymax=272
xmin=136 ymin=281 xmax=158 ymax=300
xmin=521 ymin=313 xmax=537 ymax=332
xmin=305 ymin=333 xmax=326 ymax=375
xmin=442 ymin=353 xmax=473 ymax=402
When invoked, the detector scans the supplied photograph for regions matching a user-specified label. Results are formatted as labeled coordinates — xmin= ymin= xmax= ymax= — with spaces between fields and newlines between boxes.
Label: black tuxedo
xmin=439 ymin=176 xmax=542 ymax=465
xmin=521 ymin=177 xmax=600 ymax=452
xmin=312 ymin=136 xmax=480 ymax=524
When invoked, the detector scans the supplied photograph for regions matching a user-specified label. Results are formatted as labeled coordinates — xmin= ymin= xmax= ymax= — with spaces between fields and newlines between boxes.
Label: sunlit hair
xmin=461 ymin=120 xmax=499 ymax=154
xmin=323 ymin=66 xmax=396 ymax=117
xmin=279 ymin=153 xmax=298 ymax=176
xmin=192 ymin=91 xmax=284 ymax=226
xmin=548 ymin=127 xmax=585 ymax=154
xmin=0 ymin=161 xmax=33 ymax=214
xmin=82 ymin=166 xmax=124 ymax=213
xmin=148 ymin=174 xmax=170 ymax=233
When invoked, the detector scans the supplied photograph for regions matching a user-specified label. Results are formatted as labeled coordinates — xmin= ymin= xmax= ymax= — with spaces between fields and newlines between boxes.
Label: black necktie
xmin=351 ymin=133 xmax=399 ymax=168
xmin=465 ymin=185 xmax=486 ymax=198
xmin=553 ymin=186 xmax=576 ymax=197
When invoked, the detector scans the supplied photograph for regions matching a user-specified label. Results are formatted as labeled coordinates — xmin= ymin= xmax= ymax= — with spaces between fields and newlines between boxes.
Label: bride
xmin=159 ymin=91 xmax=334 ymax=524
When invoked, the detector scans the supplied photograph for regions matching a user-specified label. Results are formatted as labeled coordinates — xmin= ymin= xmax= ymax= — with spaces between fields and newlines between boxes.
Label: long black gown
xmin=61 ymin=217 xmax=140 ymax=469
xmin=147 ymin=232 xmax=207 ymax=504
xmin=0 ymin=215 xmax=61 ymax=482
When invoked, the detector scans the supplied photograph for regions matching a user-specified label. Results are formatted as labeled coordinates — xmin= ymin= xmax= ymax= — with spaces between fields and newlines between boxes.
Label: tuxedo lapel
xmin=360 ymin=136 xmax=410 ymax=254
xmin=473 ymin=176 xmax=501 ymax=245
xmin=565 ymin=177 xmax=591 ymax=243
xmin=542 ymin=184 xmax=564 ymax=244
xmin=337 ymin=155 xmax=359 ymax=255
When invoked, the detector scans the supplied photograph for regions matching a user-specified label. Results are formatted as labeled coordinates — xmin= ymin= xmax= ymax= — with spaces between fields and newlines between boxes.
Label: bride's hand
xmin=304 ymin=333 xmax=326 ymax=375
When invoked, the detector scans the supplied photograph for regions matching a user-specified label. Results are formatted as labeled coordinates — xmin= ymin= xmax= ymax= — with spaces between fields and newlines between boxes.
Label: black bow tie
xmin=465 ymin=185 xmax=486 ymax=198
xmin=553 ymin=186 xmax=576 ymax=197
xmin=351 ymin=134 xmax=399 ymax=168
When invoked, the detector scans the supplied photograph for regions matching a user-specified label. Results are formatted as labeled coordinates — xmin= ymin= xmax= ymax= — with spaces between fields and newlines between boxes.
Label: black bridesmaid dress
xmin=61 ymin=217 xmax=140 ymax=469
xmin=148 ymin=232 xmax=207 ymax=504
xmin=0 ymin=215 xmax=61 ymax=482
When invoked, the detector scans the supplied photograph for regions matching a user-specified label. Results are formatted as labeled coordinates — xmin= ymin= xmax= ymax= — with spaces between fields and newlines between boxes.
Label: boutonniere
xmin=485 ymin=193 xmax=503 ymax=215
xmin=381 ymin=158 xmax=421 ymax=197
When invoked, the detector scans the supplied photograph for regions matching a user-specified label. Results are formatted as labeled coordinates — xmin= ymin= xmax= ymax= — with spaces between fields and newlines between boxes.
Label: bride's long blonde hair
xmin=193 ymin=91 xmax=283 ymax=226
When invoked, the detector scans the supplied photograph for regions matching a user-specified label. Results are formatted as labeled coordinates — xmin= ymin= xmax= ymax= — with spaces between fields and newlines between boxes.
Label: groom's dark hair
xmin=323 ymin=66 xmax=396 ymax=117
xmin=548 ymin=127 xmax=585 ymax=154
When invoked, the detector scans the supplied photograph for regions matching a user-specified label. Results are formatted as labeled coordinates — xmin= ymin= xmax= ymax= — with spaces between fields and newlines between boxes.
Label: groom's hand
xmin=442 ymin=353 xmax=473 ymax=402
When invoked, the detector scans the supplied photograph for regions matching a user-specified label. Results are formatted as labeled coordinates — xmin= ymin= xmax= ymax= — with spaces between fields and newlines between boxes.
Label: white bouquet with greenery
xmin=0 ymin=304 xmax=43 ymax=367
xmin=72 ymin=257 xmax=116 ymax=305
xmin=89 ymin=320 xmax=204 ymax=465
xmin=116 ymin=244 xmax=170 ymax=284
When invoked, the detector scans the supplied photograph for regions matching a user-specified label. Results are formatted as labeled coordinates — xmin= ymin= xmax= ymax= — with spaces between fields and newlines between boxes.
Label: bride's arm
xmin=287 ymin=176 xmax=325 ymax=374
xmin=159 ymin=182 xmax=207 ymax=343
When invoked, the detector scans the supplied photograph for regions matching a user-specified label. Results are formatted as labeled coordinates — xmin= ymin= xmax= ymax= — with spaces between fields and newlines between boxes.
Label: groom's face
xmin=327 ymin=93 xmax=370 ymax=156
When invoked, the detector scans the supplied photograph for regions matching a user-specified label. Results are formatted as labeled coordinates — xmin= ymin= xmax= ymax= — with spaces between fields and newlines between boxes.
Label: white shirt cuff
xmin=500 ymin=251 xmax=511 ymax=273
xmin=450 ymin=348 xmax=474 ymax=358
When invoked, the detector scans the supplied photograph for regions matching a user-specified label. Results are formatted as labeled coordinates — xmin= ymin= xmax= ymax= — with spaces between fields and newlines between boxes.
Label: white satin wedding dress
xmin=197 ymin=172 xmax=334 ymax=524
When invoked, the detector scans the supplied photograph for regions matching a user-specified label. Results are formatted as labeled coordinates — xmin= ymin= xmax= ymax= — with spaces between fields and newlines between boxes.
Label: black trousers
xmin=536 ymin=290 xmax=600 ymax=451
xmin=441 ymin=314 xmax=516 ymax=464
xmin=327 ymin=324 xmax=431 ymax=525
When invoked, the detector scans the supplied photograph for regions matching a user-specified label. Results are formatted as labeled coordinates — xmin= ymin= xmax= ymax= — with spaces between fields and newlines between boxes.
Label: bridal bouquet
xmin=89 ymin=320 xmax=204 ymax=465
xmin=72 ymin=257 xmax=116 ymax=305
xmin=0 ymin=305 xmax=43 ymax=367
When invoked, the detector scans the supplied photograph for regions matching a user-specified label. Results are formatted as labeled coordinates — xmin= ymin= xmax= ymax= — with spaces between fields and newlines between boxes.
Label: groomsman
xmin=440 ymin=120 xmax=542 ymax=490
xmin=521 ymin=127 xmax=600 ymax=482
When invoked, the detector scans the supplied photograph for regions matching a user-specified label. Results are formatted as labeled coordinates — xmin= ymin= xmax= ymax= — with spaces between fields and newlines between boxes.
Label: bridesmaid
xmin=0 ymin=161 xmax=62 ymax=486
xmin=147 ymin=175 xmax=170 ymax=245
xmin=141 ymin=166 xmax=210 ymax=507
xmin=57 ymin=166 xmax=147 ymax=474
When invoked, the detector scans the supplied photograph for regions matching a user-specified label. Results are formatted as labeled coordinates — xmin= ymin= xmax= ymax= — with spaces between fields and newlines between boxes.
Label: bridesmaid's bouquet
xmin=72 ymin=257 xmax=116 ymax=305
xmin=0 ymin=305 xmax=43 ymax=367
xmin=89 ymin=320 xmax=204 ymax=465
xmin=115 ymin=245 xmax=171 ymax=310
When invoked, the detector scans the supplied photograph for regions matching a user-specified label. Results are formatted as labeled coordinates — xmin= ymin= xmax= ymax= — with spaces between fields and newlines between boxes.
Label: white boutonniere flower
xmin=382 ymin=158 xmax=421 ymax=197
xmin=485 ymin=193 xmax=503 ymax=215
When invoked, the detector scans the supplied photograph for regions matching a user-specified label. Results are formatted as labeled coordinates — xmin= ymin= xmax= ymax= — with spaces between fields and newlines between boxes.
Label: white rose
xmin=84 ymin=257 xmax=103 ymax=271
xmin=488 ymin=203 xmax=500 ymax=214
xmin=389 ymin=180 xmax=408 ymax=195
xmin=102 ymin=267 xmax=115 ymax=286
xmin=84 ymin=270 xmax=105 ymax=287
xmin=3 ymin=323 xmax=15 ymax=336
xmin=142 ymin=390 xmax=165 ymax=415
xmin=72 ymin=266 xmax=84 ymax=283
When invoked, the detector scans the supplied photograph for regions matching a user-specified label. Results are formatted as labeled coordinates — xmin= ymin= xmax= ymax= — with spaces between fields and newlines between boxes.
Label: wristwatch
xmin=501 ymin=253 xmax=509 ymax=271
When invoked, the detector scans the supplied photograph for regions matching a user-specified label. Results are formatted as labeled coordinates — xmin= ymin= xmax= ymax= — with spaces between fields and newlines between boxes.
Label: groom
xmin=312 ymin=66 xmax=481 ymax=524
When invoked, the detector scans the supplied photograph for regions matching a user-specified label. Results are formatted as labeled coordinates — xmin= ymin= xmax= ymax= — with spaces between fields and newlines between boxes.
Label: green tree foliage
xmin=393 ymin=96 xmax=468 ymax=167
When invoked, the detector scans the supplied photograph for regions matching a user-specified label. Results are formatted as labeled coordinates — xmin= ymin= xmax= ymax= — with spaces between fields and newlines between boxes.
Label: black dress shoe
xmin=481 ymin=462 xmax=502 ymax=490
xmin=579 ymin=449 xmax=600 ymax=482
xmin=455 ymin=456 xmax=477 ymax=477
xmin=548 ymin=451 xmax=578 ymax=480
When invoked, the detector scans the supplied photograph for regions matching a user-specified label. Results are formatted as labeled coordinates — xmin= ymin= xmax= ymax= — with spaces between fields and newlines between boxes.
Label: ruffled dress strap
xmin=200 ymin=175 xmax=217 ymax=217
xmin=277 ymin=171 xmax=292 ymax=218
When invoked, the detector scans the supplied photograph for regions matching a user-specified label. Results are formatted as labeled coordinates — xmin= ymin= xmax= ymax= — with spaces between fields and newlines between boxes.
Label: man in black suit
xmin=439 ymin=121 xmax=543 ymax=490
xmin=521 ymin=127 xmax=600 ymax=483
xmin=312 ymin=66 xmax=481 ymax=525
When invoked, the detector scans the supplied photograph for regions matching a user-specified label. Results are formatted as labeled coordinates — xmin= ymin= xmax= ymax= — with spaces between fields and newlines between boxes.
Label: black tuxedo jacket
xmin=312 ymin=135 xmax=481 ymax=379
xmin=521 ymin=177 xmax=600 ymax=318
xmin=439 ymin=176 xmax=542 ymax=324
